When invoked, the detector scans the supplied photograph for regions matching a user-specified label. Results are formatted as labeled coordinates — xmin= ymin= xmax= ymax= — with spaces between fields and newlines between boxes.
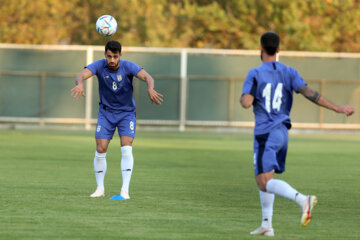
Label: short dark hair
xmin=260 ymin=32 xmax=280 ymax=55
xmin=105 ymin=40 xmax=122 ymax=53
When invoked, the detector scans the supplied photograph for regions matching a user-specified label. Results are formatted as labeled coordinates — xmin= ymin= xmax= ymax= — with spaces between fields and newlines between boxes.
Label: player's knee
xmin=96 ymin=146 xmax=107 ymax=153
xmin=121 ymin=137 xmax=133 ymax=146
xmin=256 ymin=179 xmax=268 ymax=192
xmin=258 ymin=182 xmax=267 ymax=192
xmin=256 ymin=171 xmax=274 ymax=192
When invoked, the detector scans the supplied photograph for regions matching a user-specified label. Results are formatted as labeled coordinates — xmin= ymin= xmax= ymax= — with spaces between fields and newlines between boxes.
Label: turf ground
xmin=0 ymin=129 xmax=359 ymax=240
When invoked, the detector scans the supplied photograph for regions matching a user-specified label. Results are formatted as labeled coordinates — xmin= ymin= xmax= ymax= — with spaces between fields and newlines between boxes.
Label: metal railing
xmin=0 ymin=43 xmax=359 ymax=131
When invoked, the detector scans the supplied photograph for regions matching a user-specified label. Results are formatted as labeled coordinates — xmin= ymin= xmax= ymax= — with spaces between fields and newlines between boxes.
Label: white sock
xmin=259 ymin=190 xmax=274 ymax=228
xmin=266 ymin=179 xmax=307 ymax=207
xmin=121 ymin=146 xmax=134 ymax=192
xmin=94 ymin=151 xmax=107 ymax=191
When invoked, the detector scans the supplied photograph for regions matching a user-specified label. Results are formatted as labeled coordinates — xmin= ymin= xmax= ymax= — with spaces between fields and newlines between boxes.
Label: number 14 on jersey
xmin=262 ymin=83 xmax=283 ymax=113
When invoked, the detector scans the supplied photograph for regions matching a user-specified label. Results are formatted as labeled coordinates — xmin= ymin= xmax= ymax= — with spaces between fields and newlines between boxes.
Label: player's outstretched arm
xmin=71 ymin=68 xmax=93 ymax=99
xmin=137 ymin=69 xmax=164 ymax=105
xmin=298 ymin=85 xmax=354 ymax=116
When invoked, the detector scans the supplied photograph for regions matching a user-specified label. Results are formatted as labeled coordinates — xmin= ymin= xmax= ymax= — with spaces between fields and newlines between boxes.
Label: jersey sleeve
xmin=86 ymin=60 xmax=103 ymax=75
xmin=242 ymin=69 xmax=257 ymax=96
xmin=125 ymin=61 xmax=143 ymax=77
xmin=289 ymin=67 xmax=307 ymax=93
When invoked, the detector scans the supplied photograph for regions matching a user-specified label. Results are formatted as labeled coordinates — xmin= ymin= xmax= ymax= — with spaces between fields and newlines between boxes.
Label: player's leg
xmin=264 ymin=176 xmax=317 ymax=227
xmin=251 ymin=133 xmax=276 ymax=236
xmin=258 ymin=125 xmax=317 ymax=227
xmin=117 ymin=113 xmax=136 ymax=199
xmin=251 ymin=170 xmax=275 ymax=236
xmin=260 ymin=190 xmax=274 ymax=229
xmin=90 ymin=138 xmax=110 ymax=197
xmin=250 ymin=188 xmax=275 ymax=236
xmin=255 ymin=125 xmax=306 ymax=203
xmin=256 ymin=171 xmax=307 ymax=205
xmin=261 ymin=169 xmax=308 ymax=207
xmin=119 ymin=136 xmax=134 ymax=199
xmin=90 ymin=108 xmax=116 ymax=197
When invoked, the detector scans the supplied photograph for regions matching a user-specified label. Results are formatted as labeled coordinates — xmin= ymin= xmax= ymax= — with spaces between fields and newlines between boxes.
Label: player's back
xmin=243 ymin=61 xmax=306 ymax=134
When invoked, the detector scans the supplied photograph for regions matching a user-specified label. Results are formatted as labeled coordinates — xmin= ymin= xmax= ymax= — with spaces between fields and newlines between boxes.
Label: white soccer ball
xmin=96 ymin=15 xmax=117 ymax=37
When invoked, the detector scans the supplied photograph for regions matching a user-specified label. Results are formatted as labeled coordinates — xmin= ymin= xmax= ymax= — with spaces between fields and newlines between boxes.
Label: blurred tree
xmin=0 ymin=0 xmax=359 ymax=52
xmin=0 ymin=0 xmax=87 ymax=44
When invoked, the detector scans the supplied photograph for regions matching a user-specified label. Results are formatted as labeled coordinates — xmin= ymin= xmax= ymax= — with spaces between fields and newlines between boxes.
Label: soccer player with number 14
xmin=241 ymin=32 xmax=354 ymax=236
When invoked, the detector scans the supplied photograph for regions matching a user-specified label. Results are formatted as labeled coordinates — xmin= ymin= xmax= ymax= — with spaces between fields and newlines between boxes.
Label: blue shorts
xmin=95 ymin=107 xmax=136 ymax=139
xmin=253 ymin=124 xmax=288 ymax=176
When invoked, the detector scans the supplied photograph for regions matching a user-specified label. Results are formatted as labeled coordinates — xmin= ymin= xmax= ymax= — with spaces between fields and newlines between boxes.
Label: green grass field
xmin=0 ymin=129 xmax=359 ymax=240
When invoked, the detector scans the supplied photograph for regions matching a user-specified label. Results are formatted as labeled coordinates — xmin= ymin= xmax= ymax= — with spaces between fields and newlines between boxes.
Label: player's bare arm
xmin=240 ymin=94 xmax=254 ymax=109
xmin=298 ymin=85 xmax=354 ymax=116
xmin=136 ymin=69 xmax=164 ymax=104
xmin=71 ymin=68 xmax=93 ymax=99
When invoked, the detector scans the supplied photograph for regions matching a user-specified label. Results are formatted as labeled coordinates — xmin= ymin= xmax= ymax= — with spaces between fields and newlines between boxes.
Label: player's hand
xmin=70 ymin=83 xmax=85 ymax=99
xmin=147 ymin=88 xmax=163 ymax=105
xmin=337 ymin=105 xmax=354 ymax=116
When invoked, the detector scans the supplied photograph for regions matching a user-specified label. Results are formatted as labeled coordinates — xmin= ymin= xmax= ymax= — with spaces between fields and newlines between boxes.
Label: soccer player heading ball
xmin=241 ymin=32 xmax=354 ymax=236
xmin=71 ymin=40 xmax=163 ymax=199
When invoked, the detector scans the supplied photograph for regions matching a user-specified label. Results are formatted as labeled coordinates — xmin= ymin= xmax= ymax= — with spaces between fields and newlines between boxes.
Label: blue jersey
xmin=86 ymin=59 xmax=142 ymax=112
xmin=242 ymin=61 xmax=307 ymax=135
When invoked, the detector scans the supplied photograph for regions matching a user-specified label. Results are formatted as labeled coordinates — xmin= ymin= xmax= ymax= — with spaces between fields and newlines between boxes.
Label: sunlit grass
xmin=0 ymin=129 xmax=359 ymax=239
